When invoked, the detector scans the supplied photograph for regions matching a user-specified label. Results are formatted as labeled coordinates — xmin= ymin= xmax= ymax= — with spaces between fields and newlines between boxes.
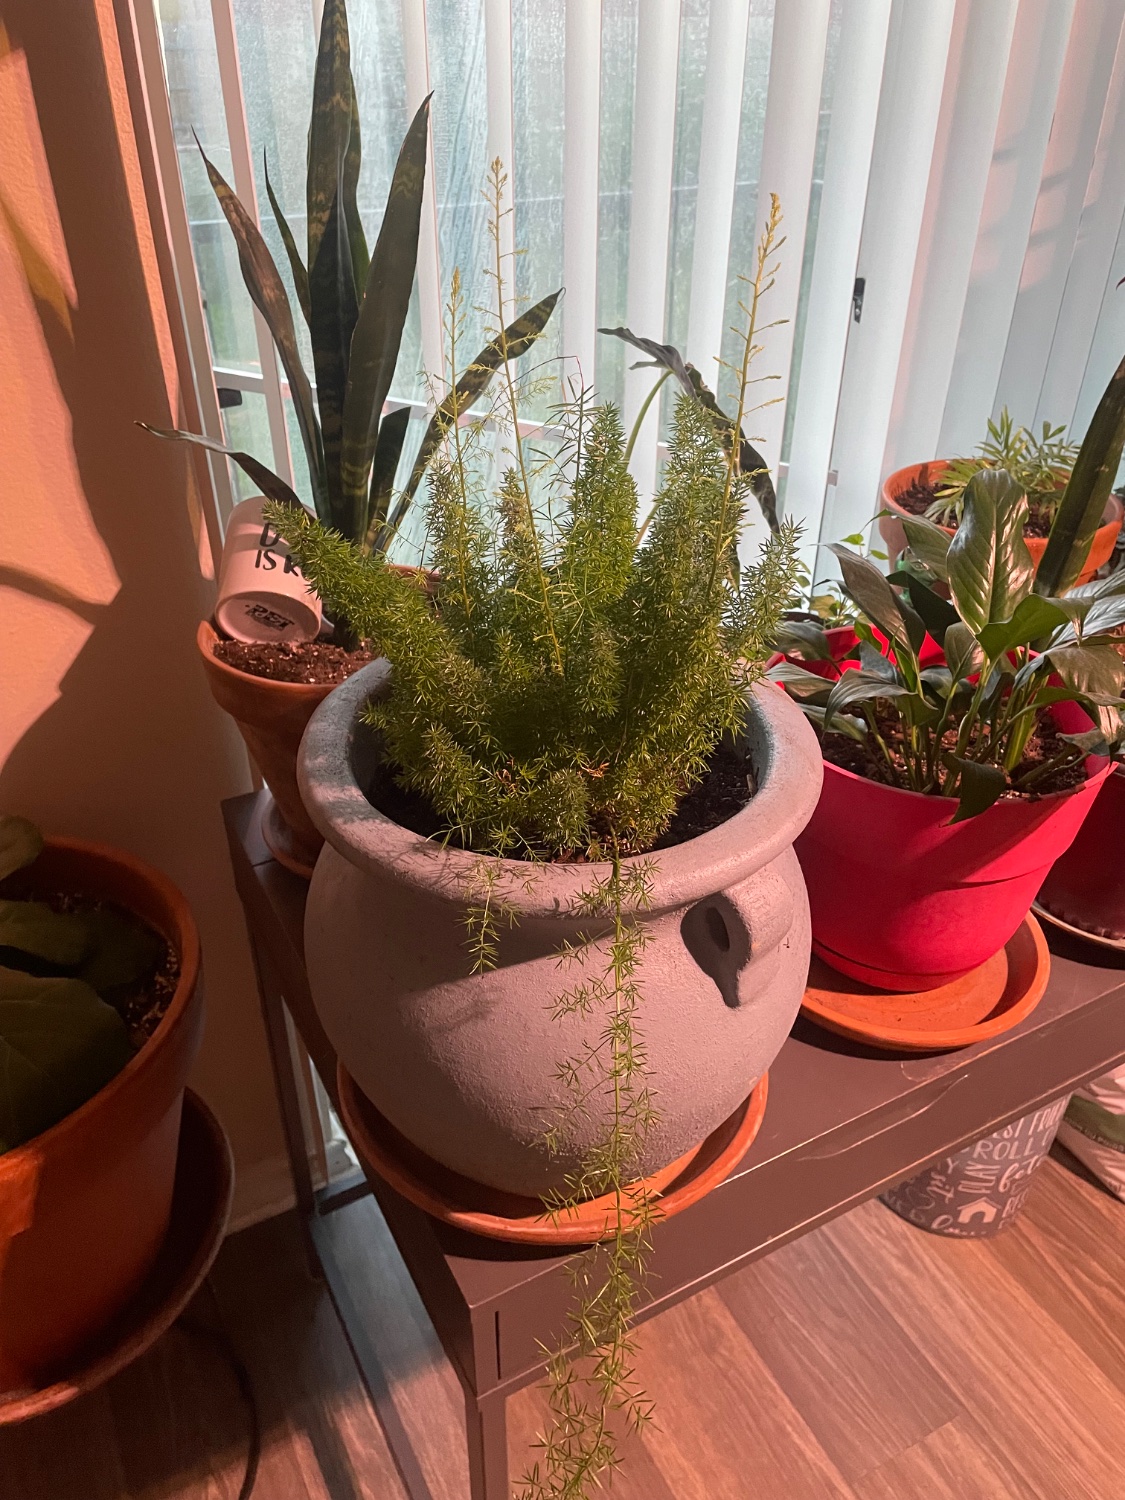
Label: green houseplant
xmin=269 ymin=200 xmax=824 ymax=1497
xmin=879 ymin=358 xmax=1125 ymax=582
xmin=0 ymin=816 xmax=202 ymax=1388
xmin=773 ymin=421 xmax=1125 ymax=991
xmin=143 ymin=0 xmax=556 ymax=874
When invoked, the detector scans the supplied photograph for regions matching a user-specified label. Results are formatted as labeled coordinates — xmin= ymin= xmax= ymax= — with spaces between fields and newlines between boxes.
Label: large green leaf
xmin=264 ymin=152 xmax=310 ymax=324
xmin=0 ymin=816 xmax=42 ymax=882
xmin=947 ymin=468 xmax=1033 ymax=634
xmin=309 ymin=180 xmax=360 ymax=532
xmin=196 ymin=140 xmax=325 ymax=516
xmin=340 ymin=97 xmax=430 ymax=543
xmin=1046 ymin=640 xmax=1125 ymax=702
xmin=1036 ymin=351 xmax=1125 ymax=598
xmin=0 ymin=968 xmax=133 ymax=1154
xmin=376 ymin=289 xmax=561 ymax=552
xmin=827 ymin=544 xmax=912 ymax=652
xmin=0 ymin=901 xmax=91 ymax=965
xmin=598 ymin=326 xmax=779 ymax=530
xmin=136 ymin=425 xmax=305 ymax=511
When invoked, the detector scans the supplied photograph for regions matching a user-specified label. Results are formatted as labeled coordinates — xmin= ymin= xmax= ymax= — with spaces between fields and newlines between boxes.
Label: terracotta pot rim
xmin=298 ymin=659 xmax=825 ymax=918
xmin=881 ymin=460 xmax=1124 ymax=533
xmin=0 ymin=838 xmax=200 ymax=1176
xmin=196 ymin=619 xmax=337 ymax=701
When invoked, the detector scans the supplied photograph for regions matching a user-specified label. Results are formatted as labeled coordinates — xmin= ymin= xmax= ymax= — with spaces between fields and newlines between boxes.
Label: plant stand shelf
xmin=223 ymin=789 xmax=1125 ymax=1500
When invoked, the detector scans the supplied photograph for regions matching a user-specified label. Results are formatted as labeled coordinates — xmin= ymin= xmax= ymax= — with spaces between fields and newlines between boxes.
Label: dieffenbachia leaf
xmin=947 ymin=468 xmax=1033 ymax=634
xmin=0 ymin=816 xmax=42 ymax=882
xmin=136 ymin=425 xmax=305 ymax=511
xmin=340 ymin=96 xmax=430 ymax=544
xmin=598 ymin=326 xmax=779 ymax=530
xmin=0 ymin=968 xmax=134 ymax=1154
xmin=376 ymin=289 xmax=561 ymax=553
xmin=1036 ymin=351 xmax=1125 ymax=598
xmin=264 ymin=152 xmax=310 ymax=324
xmin=195 ymin=139 xmax=325 ymax=517
xmin=943 ymin=754 xmax=1008 ymax=823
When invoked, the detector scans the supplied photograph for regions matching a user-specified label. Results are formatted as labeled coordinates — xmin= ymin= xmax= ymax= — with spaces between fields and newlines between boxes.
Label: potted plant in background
xmin=0 ymin=816 xmax=202 ymax=1391
xmin=271 ymin=199 xmax=821 ymax=1497
xmin=879 ymin=385 xmax=1125 ymax=583
xmin=772 ymin=437 xmax=1125 ymax=997
xmin=143 ymin=0 xmax=556 ymax=874
xmin=1036 ymin=710 xmax=1125 ymax=940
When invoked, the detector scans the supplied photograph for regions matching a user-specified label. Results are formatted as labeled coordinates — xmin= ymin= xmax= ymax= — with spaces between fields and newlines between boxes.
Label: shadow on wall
xmin=0 ymin=0 xmax=286 ymax=1214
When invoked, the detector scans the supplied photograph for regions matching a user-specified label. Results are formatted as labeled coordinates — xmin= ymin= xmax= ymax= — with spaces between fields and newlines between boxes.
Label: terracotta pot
xmin=296 ymin=662 xmax=823 ymax=1197
xmin=197 ymin=619 xmax=333 ymax=875
xmin=0 ymin=839 xmax=203 ymax=1392
xmin=1038 ymin=764 xmax=1125 ymax=938
xmin=879 ymin=460 xmax=1123 ymax=585
xmin=881 ymin=1097 xmax=1068 ymax=1239
xmin=792 ymin=640 xmax=1111 ymax=988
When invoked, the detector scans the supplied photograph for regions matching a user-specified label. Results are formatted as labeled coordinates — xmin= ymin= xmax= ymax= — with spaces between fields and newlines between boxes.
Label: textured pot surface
xmin=881 ymin=1097 xmax=1068 ymax=1239
xmin=1038 ymin=765 xmax=1125 ymax=937
xmin=879 ymin=461 xmax=1122 ymax=584
xmin=197 ymin=619 xmax=331 ymax=869
xmin=298 ymin=664 xmax=823 ymax=1197
xmin=797 ymin=699 xmax=1111 ymax=990
xmin=0 ymin=840 xmax=203 ymax=1392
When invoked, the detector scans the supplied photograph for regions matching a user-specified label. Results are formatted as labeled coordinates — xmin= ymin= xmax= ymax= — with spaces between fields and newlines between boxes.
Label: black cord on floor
xmin=176 ymin=1276 xmax=261 ymax=1499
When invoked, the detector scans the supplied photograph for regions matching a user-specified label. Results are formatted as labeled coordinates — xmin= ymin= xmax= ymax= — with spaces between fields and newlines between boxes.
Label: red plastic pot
xmin=782 ymin=633 xmax=1112 ymax=990
xmin=1037 ymin=765 xmax=1125 ymax=938
xmin=879 ymin=460 xmax=1123 ymax=583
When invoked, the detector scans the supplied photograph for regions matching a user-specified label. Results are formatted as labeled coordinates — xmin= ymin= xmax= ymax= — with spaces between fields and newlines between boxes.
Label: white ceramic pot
xmin=298 ymin=664 xmax=823 ymax=1196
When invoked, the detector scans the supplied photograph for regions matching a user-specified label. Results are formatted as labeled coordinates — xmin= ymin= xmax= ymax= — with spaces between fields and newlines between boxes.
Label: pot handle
xmin=681 ymin=863 xmax=796 ymax=1010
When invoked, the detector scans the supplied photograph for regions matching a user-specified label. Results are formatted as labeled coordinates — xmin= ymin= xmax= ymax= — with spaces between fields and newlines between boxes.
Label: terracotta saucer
xmin=1032 ymin=901 xmax=1125 ymax=954
xmin=260 ymin=795 xmax=318 ymax=879
xmin=800 ymin=914 xmax=1050 ymax=1052
xmin=337 ymin=1066 xmax=769 ymax=1246
xmin=0 ymin=1092 xmax=233 ymax=1425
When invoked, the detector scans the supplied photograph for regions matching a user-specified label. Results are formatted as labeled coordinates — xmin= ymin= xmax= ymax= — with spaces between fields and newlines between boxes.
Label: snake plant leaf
xmin=827 ymin=544 xmax=913 ymax=653
xmin=376 ymin=288 xmax=561 ymax=551
xmin=598 ymin=326 xmax=779 ymax=531
xmin=900 ymin=513 xmax=952 ymax=581
xmin=309 ymin=178 xmax=360 ymax=533
xmin=942 ymin=754 xmax=1008 ymax=823
xmin=195 ymin=139 xmax=326 ymax=516
xmin=0 ymin=817 xmax=42 ymax=882
xmin=365 ymin=406 xmax=412 ymax=542
xmin=0 ymin=967 xmax=133 ymax=1154
xmin=264 ymin=151 xmax=310 ymax=324
xmin=136 ymin=425 xmax=305 ymax=511
xmin=947 ymin=468 xmax=1033 ymax=634
xmin=1036 ymin=351 xmax=1125 ymax=598
xmin=340 ymin=96 xmax=430 ymax=543
xmin=343 ymin=75 xmax=368 ymax=298
xmin=0 ymin=901 xmax=92 ymax=965
xmin=307 ymin=0 xmax=355 ymax=274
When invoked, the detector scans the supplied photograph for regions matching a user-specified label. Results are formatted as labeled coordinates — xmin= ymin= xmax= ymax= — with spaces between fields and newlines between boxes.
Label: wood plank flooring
xmin=2 ymin=1146 xmax=1122 ymax=1499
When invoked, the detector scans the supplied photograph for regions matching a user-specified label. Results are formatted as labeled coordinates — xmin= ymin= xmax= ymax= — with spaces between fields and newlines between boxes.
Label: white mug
xmin=214 ymin=496 xmax=322 ymax=643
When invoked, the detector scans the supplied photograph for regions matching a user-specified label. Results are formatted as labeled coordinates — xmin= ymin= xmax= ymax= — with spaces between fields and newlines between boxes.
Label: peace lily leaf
xmin=857 ymin=640 xmax=899 ymax=682
xmin=802 ymin=704 xmax=867 ymax=742
xmin=136 ymin=426 xmax=305 ymax=511
xmin=1080 ymin=592 xmax=1125 ymax=640
xmin=920 ymin=665 xmax=954 ymax=699
xmin=892 ymin=571 xmax=959 ymax=648
xmin=0 ymin=967 xmax=133 ymax=1154
xmin=0 ymin=816 xmax=42 ymax=882
xmin=377 ymin=289 xmax=561 ymax=552
xmin=947 ymin=468 xmax=1032 ymax=634
xmin=264 ymin=152 xmax=310 ymax=325
xmin=76 ymin=908 xmax=164 ymax=998
xmin=977 ymin=594 xmax=1071 ymax=661
xmin=943 ymin=754 xmax=1008 ymax=824
xmin=766 ymin=661 xmax=832 ymax=700
xmin=823 ymin=669 xmax=911 ymax=731
xmin=340 ymin=95 xmax=430 ymax=543
xmin=900 ymin=514 xmax=952 ymax=581
xmin=1059 ymin=726 xmax=1123 ymax=758
xmin=0 ymin=901 xmax=92 ymax=966
xmin=1046 ymin=641 xmax=1125 ymax=702
xmin=194 ymin=140 xmax=325 ymax=518
xmin=944 ymin=622 xmax=984 ymax=683
xmin=772 ymin=619 xmax=833 ymax=661
xmin=1036 ymin=351 xmax=1125 ymax=598
xmin=597 ymin=326 xmax=779 ymax=531
xmin=828 ymin=544 xmax=912 ymax=652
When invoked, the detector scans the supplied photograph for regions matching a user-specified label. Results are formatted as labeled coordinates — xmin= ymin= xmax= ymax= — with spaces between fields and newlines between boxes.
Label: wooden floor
xmin=3 ymin=1145 xmax=1124 ymax=1500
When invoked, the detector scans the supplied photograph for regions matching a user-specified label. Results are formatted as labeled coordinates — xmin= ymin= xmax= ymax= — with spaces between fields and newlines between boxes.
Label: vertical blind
xmin=142 ymin=0 xmax=1125 ymax=585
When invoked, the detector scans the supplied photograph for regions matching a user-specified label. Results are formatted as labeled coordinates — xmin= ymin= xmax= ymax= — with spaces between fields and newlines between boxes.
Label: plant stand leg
xmin=465 ymin=1390 xmax=508 ymax=1500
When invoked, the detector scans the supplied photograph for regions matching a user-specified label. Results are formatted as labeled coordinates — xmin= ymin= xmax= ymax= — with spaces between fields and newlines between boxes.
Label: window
xmin=140 ymin=0 xmax=1125 ymax=586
